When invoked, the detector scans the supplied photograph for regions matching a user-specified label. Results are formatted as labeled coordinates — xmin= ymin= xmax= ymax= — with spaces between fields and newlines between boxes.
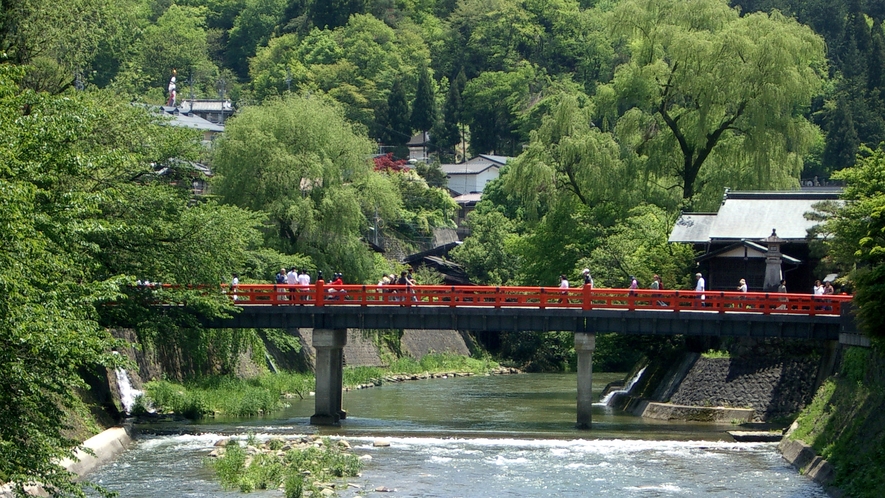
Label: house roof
xmin=407 ymin=132 xmax=430 ymax=146
xmin=440 ymin=155 xmax=510 ymax=175
xmin=670 ymin=190 xmax=842 ymax=244
xmin=452 ymin=193 xmax=483 ymax=205
xmin=473 ymin=154 xmax=509 ymax=166
xmin=166 ymin=112 xmax=225 ymax=132
xmin=668 ymin=213 xmax=717 ymax=243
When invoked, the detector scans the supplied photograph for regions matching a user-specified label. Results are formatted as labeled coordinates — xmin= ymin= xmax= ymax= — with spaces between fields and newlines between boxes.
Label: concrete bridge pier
xmin=310 ymin=328 xmax=347 ymax=426
xmin=575 ymin=332 xmax=596 ymax=430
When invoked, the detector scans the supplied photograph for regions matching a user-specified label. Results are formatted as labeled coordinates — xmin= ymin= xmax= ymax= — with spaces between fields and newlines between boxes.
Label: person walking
xmin=298 ymin=269 xmax=311 ymax=303
xmin=275 ymin=267 xmax=287 ymax=302
xmin=737 ymin=279 xmax=747 ymax=293
xmin=230 ymin=273 xmax=239 ymax=301
xmin=777 ymin=279 xmax=788 ymax=309
xmin=695 ymin=272 xmax=706 ymax=305
xmin=582 ymin=268 xmax=594 ymax=288
xmin=651 ymin=274 xmax=664 ymax=306
xmin=559 ymin=274 xmax=569 ymax=303
xmin=286 ymin=267 xmax=299 ymax=302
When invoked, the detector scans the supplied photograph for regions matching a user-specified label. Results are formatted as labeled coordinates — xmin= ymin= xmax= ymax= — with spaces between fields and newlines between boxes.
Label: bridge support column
xmin=575 ymin=332 xmax=595 ymax=430
xmin=310 ymin=328 xmax=347 ymax=426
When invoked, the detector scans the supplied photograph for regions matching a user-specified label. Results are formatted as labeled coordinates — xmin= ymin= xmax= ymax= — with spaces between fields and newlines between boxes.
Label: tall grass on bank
xmin=142 ymin=353 xmax=499 ymax=418
xmin=140 ymin=372 xmax=313 ymax=418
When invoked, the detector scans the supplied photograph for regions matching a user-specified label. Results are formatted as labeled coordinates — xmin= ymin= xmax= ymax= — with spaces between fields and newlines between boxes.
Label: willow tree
xmin=599 ymin=0 xmax=827 ymax=210
xmin=211 ymin=95 xmax=402 ymax=282
xmin=505 ymin=94 xmax=631 ymax=220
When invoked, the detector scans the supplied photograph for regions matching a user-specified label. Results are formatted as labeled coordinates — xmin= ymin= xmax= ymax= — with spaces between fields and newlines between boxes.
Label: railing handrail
xmin=216 ymin=282 xmax=851 ymax=316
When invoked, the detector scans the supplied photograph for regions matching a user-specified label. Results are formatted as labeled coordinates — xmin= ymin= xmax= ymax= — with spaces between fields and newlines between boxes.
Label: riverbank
xmin=781 ymin=346 xmax=885 ymax=497
xmin=135 ymin=353 xmax=509 ymax=420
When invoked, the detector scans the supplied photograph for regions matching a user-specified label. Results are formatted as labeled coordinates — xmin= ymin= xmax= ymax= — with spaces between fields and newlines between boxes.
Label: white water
xmin=114 ymin=368 xmax=143 ymax=415
xmin=598 ymin=366 xmax=647 ymax=405
xmin=88 ymin=434 xmax=826 ymax=497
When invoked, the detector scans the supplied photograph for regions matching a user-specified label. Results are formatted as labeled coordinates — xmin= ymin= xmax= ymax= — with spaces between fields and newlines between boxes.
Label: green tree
xmin=226 ymin=0 xmax=288 ymax=78
xmin=0 ymin=66 xmax=262 ymax=495
xmin=115 ymin=4 xmax=217 ymax=99
xmin=815 ymin=145 xmax=885 ymax=341
xmin=382 ymin=77 xmax=412 ymax=148
xmin=0 ymin=0 xmax=131 ymax=93
xmin=602 ymin=0 xmax=827 ymax=209
xmin=823 ymin=95 xmax=860 ymax=172
xmin=410 ymin=65 xmax=435 ymax=133
xmin=451 ymin=210 xmax=520 ymax=285
xmin=434 ymin=74 xmax=463 ymax=156
xmin=462 ymin=64 xmax=540 ymax=155
xmin=211 ymin=95 xmax=402 ymax=282
xmin=308 ymin=0 xmax=366 ymax=29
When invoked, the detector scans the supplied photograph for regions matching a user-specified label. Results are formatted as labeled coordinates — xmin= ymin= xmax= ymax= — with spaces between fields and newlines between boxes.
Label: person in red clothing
xmin=328 ymin=272 xmax=344 ymax=300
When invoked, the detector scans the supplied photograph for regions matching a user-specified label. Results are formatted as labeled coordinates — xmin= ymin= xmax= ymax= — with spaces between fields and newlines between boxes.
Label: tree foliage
xmin=211 ymin=95 xmax=398 ymax=282
xmin=815 ymin=145 xmax=885 ymax=340
xmin=602 ymin=0 xmax=826 ymax=209
xmin=0 ymin=66 xmax=263 ymax=495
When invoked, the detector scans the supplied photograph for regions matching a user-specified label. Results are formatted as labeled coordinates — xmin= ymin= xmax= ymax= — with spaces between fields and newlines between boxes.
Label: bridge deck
xmin=203 ymin=283 xmax=852 ymax=339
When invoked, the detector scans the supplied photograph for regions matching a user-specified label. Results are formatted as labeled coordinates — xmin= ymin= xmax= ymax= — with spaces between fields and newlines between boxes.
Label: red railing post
xmin=583 ymin=285 xmax=592 ymax=311
xmin=540 ymin=287 xmax=546 ymax=309
xmin=316 ymin=280 xmax=325 ymax=307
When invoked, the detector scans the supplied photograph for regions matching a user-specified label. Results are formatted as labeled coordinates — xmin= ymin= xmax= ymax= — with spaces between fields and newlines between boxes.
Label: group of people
xmin=813 ymin=279 xmax=835 ymax=296
xmin=273 ymin=267 xmax=311 ymax=302
xmin=378 ymin=270 xmax=417 ymax=301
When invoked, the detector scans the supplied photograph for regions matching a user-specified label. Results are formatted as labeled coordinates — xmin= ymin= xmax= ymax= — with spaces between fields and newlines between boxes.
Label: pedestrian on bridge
xmin=286 ymin=267 xmax=298 ymax=301
xmin=582 ymin=268 xmax=593 ymax=288
xmin=695 ymin=272 xmax=706 ymax=305
xmin=275 ymin=267 xmax=286 ymax=301
xmin=559 ymin=274 xmax=569 ymax=303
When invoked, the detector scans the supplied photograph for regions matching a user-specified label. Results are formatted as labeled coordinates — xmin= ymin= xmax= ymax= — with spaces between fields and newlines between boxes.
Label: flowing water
xmin=88 ymin=373 xmax=826 ymax=497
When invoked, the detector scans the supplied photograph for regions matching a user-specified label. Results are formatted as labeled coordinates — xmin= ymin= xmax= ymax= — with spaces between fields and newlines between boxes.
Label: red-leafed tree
xmin=373 ymin=152 xmax=410 ymax=173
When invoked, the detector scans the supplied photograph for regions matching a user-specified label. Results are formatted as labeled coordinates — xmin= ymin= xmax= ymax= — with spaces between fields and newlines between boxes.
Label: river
xmin=88 ymin=372 xmax=826 ymax=497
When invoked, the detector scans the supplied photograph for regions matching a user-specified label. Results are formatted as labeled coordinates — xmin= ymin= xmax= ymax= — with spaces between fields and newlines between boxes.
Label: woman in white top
xmin=559 ymin=274 xmax=569 ymax=303
xmin=737 ymin=279 xmax=747 ymax=293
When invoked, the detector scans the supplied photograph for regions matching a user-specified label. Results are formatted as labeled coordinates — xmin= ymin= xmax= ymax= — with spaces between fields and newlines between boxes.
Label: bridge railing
xmin=225 ymin=283 xmax=851 ymax=316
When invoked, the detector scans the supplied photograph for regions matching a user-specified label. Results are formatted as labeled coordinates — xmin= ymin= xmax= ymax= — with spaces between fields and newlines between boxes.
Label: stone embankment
xmin=615 ymin=341 xmax=834 ymax=424
xmin=668 ymin=356 xmax=819 ymax=421
xmin=778 ymin=429 xmax=841 ymax=496
xmin=348 ymin=366 xmax=520 ymax=390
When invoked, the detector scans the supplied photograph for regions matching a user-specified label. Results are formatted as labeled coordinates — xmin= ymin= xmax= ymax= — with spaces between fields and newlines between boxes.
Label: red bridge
xmin=205 ymin=282 xmax=857 ymax=428
xmin=226 ymin=281 xmax=851 ymax=316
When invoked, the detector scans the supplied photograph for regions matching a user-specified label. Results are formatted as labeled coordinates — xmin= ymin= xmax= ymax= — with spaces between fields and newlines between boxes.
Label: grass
xmin=787 ymin=350 xmax=885 ymax=497
xmin=345 ymin=352 xmax=500 ymax=386
xmin=140 ymin=371 xmax=313 ymax=418
xmin=701 ymin=349 xmax=731 ymax=359
xmin=141 ymin=353 xmax=500 ymax=418
xmin=209 ymin=436 xmax=361 ymax=495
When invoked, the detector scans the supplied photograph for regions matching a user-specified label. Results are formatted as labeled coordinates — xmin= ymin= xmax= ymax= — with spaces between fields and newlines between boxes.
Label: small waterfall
xmin=114 ymin=367 xmax=143 ymax=415
xmin=599 ymin=366 xmax=647 ymax=406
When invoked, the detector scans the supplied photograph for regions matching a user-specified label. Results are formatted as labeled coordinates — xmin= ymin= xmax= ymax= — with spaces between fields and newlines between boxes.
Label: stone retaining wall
xmin=294 ymin=328 xmax=471 ymax=370
xmin=668 ymin=356 xmax=819 ymax=421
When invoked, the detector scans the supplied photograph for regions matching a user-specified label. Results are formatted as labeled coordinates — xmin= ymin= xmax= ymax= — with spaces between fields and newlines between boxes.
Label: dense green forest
xmin=5 ymin=0 xmax=885 ymax=495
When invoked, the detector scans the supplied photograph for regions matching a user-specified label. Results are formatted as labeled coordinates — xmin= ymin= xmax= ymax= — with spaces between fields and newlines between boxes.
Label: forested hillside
xmin=5 ymin=1 xmax=885 ymax=495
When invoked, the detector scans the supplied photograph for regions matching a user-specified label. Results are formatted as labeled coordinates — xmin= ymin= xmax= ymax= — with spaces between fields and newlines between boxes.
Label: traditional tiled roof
xmin=670 ymin=190 xmax=842 ymax=244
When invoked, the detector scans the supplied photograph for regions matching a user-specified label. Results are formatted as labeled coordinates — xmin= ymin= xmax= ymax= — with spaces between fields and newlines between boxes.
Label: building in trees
xmin=669 ymin=190 xmax=842 ymax=294
xmin=441 ymin=154 xmax=509 ymax=196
